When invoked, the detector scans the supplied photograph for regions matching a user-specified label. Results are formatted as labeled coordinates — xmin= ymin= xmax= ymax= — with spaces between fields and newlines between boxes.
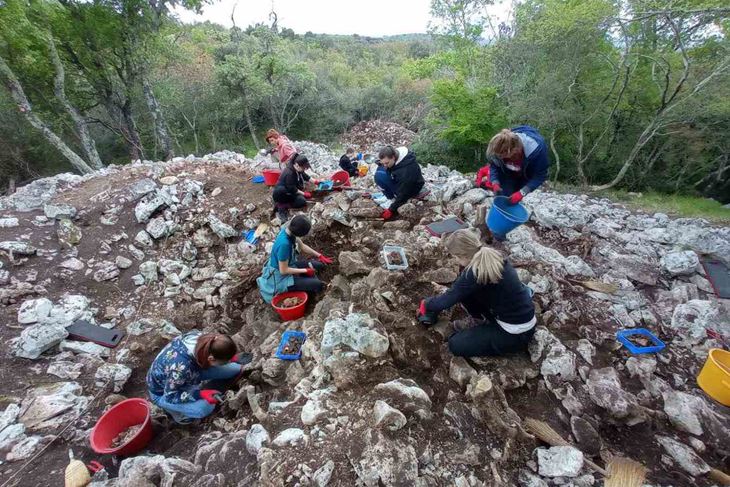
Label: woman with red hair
xmin=265 ymin=129 xmax=297 ymax=165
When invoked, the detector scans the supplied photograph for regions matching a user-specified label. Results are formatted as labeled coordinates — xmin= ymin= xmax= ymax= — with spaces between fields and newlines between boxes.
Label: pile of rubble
xmin=341 ymin=120 xmax=417 ymax=152
xmin=0 ymin=144 xmax=728 ymax=486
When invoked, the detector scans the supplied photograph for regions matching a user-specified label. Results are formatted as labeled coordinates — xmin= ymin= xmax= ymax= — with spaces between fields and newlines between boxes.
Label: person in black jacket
xmin=417 ymin=229 xmax=536 ymax=357
xmin=339 ymin=147 xmax=359 ymax=178
xmin=271 ymin=154 xmax=312 ymax=221
xmin=375 ymin=146 xmax=427 ymax=220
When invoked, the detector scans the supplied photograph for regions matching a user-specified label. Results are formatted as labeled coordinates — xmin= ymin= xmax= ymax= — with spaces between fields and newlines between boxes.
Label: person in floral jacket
xmin=147 ymin=331 xmax=242 ymax=423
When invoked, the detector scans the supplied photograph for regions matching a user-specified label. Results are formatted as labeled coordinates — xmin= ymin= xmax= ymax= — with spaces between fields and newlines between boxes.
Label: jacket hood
xmin=395 ymin=147 xmax=409 ymax=165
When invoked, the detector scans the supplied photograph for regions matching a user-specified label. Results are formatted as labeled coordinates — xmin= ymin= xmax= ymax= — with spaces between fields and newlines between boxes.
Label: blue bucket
xmin=486 ymin=196 xmax=530 ymax=239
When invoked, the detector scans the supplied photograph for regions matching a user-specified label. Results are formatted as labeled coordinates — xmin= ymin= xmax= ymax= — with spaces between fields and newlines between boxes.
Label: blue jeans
xmin=374 ymin=166 xmax=397 ymax=200
xmin=150 ymin=363 xmax=242 ymax=421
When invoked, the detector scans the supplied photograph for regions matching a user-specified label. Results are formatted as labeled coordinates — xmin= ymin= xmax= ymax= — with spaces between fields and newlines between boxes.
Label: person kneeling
xmin=374 ymin=145 xmax=427 ymax=220
xmin=147 ymin=332 xmax=243 ymax=423
xmin=417 ymin=229 xmax=535 ymax=357
xmin=257 ymin=215 xmax=333 ymax=303
xmin=271 ymin=154 xmax=313 ymax=221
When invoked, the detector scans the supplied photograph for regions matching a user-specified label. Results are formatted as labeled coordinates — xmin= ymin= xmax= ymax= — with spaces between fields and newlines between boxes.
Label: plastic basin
xmin=90 ymin=398 xmax=153 ymax=456
xmin=697 ymin=348 xmax=730 ymax=406
xmin=486 ymin=196 xmax=530 ymax=239
xmin=262 ymin=170 xmax=281 ymax=186
xmin=272 ymin=291 xmax=308 ymax=321
xmin=331 ymin=170 xmax=351 ymax=188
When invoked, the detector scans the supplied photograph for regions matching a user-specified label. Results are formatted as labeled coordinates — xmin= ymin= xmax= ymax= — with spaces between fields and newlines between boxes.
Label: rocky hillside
xmin=0 ymin=145 xmax=728 ymax=487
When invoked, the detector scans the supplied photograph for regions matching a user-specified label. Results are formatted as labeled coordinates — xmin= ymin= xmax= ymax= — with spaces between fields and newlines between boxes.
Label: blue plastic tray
xmin=317 ymin=181 xmax=334 ymax=191
xmin=616 ymin=328 xmax=665 ymax=354
xmin=252 ymin=175 xmax=265 ymax=184
xmin=275 ymin=330 xmax=307 ymax=360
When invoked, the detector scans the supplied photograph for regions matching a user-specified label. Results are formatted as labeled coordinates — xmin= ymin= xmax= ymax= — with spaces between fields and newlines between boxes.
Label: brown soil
xmin=111 ymin=424 xmax=142 ymax=448
xmin=279 ymin=296 xmax=303 ymax=309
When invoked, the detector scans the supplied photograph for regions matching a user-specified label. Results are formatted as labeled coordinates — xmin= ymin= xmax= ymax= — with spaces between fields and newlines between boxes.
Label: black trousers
xmin=448 ymin=321 xmax=535 ymax=357
xmin=289 ymin=260 xmax=324 ymax=293
xmin=272 ymin=186 xmax=306 ymax=208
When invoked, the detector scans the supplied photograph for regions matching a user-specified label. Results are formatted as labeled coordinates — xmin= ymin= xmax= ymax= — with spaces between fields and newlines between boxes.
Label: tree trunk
xmin=119 ymin=100 xmax=144 ymax=161
xmin=591 ymin=120 xmax=658 ymax=192
xmin=47 ymin=36 xmax=103 ymax=170
xmin=550 ymin=131 xmax=561 ymax=183
xmin=0 ymin=53 xmax=94 ymax=174
xmin=243 ymin=104 xmax=260 ymax=149
xmin=142 ymin=78 xmax=174 ymax=160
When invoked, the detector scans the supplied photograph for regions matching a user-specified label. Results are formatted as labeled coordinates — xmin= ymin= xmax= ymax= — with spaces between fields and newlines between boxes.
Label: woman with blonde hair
xmin=484 ymin=125 xmax=549 ymax=205
xmin=417 ymin=229 xmax=536 ymax=356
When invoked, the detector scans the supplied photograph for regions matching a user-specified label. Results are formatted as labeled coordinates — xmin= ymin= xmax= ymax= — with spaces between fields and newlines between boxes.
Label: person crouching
xmin=271 ymin=154 xmax=313 ymax=221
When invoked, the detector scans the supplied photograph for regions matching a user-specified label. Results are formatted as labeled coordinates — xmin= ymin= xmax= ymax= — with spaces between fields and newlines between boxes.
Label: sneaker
xmin=276 ymin=208 xmax=289 ymax=222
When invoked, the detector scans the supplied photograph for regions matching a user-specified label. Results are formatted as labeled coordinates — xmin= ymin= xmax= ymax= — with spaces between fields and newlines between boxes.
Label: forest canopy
xmin=0 ymin=0 xmax=728 ymax=201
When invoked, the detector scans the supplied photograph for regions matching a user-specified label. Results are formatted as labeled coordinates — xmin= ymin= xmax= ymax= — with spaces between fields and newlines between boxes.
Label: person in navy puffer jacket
xmin=487 ymin=125 xmax=550 ymax=205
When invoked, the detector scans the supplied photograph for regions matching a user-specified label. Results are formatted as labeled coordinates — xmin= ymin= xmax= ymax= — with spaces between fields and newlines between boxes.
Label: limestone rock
xmin=15 ymin=324 xmax=68 ymax=359
xmin=95 ymin=364 xmax=132 ymax=392
xmin=373 ymin=378 xmax=432 ymax=413
xmin=312 ymin=460 xmax=335 ymax=487
xmin=321 ymin=313 xmax=389 ymax=359
xmin=537 ymin=446 xmax=584 ymax=478
xmin=660 ymin=250 xmax=699 ymax=276
xmin=207 ymin=214 xmax=237 ymax=239
xmin=43 ymin=203 xmax=77 ymax=220
xmin=338 ymin=251 xmax=371 ymax=276
xmin=116 ymin=256 xmax=133 ymax=269
xmin=57 ymin=218 xmax=82 ymax=246
xmin=272 ymin=428 xmax=308 ymax=448
xmin=671 ymin=300 xmax=727 ymax=345
xmin=17 ymin=298 xmax=53 ymax=325
xmin=19 ymin=382 xmax=89 ymax=431
xmin=93 ymin=261 xmax=119 ymax=282
xmin=373 ymin=400 xmax=407 ymax=431
xmin=0 ymin=241 xmax=37 ymax=255
xmin=135 ymin=192 xmax=167 ymax=223
xmin=245 ymin=424 xmax=270 ymax=456
xmin=656 ymin=435 xmax=710 ymax=476
xmin=449 ymin=357 xmax=477 ymax=388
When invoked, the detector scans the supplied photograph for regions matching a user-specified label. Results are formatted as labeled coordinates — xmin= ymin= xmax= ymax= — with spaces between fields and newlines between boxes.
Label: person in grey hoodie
xmin=374 ymin=145 xmax=427 ymax=220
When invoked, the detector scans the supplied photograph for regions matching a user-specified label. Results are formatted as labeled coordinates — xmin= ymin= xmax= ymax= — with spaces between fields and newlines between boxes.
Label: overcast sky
xmin=173 ymin=0 xmax=512 ymax=37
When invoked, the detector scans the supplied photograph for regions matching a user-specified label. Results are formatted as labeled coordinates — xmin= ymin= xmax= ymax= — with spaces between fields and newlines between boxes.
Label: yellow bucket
xmin=697 ymin=348 xmax=730 ymax=406
xmin=358 ymin=165 xmax=369 ymax=177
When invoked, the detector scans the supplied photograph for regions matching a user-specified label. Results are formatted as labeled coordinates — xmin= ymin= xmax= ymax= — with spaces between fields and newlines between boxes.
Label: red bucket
xmin=90 ymin=398 xmax=153 ymax=456
xmin=331 ymin=170 xmax=351 ymax=189
xmin=262 ymin=170 xmax=281 ymax=186
xmin=272 ymin=291 xmax=308 ymax=321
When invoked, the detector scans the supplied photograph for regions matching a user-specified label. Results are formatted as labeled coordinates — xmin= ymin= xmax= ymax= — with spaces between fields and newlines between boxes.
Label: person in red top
xmin=474 ymin=165 xmax=495 ymax=191
xmin=265 ymin=129 xmax=297 ymax=165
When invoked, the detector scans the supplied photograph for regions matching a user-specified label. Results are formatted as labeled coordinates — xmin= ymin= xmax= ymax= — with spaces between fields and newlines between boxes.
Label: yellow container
xmin=358 ymin=165 xmax=369 ymax=177
xmin=697 ymin=348 xmax=730 ymax=406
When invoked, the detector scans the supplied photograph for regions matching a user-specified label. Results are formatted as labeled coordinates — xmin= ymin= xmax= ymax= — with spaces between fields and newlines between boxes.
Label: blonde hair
xmin=443 ymin=229 xmax=504 ymax=284
xmin=487 ymin=129 xmax=522 ymax=159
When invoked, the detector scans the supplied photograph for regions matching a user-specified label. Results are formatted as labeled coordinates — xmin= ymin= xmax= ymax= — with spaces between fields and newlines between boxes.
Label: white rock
xmin=207 ymin=214 xmax=237 ymax=239
xmin=586 ymin=367 xmax=640 ymax=421
xmin=134 ymin=192 xmax=167 ymax=223
xmin=0 ymin=423 xmax=26 ymax=451
xmin=661 ymin=250 xmax=699 ymax=276
xmin=273 ymin=428 xmax=308 ymax=447
xmin=115 ymin=256 xmax=133 ymax=269
xmin=518 ymin=469 xmax=548 ymax=487
xmin=540 ymin=344 xmax=577 ymax=382
xmin=374 ymin=378 xmax=432 ymax=412
xmin=246 ymin=424 xmax=270 ymax=455
xmin=19 ymin=382 xmax=89 ymax=431
xmin=537 ymin=446 xmax=584 ymax=478
xmin=312 ymin=460 xmax=335 ymax=487
xmin=0 ymin=403 xmax=20 ymax=433
xmin=373 ymin=400 xmax=407 ymax=431
xmin=43 ymin=203 xmax=77 ymax=220
xmin=93 ymin=261 xmax=119 ymax=282
xmin=656 ymin=435 xmax=710 ymax=476
xmin=60 ymin=258 xmax=85 ymax=270
xmin=15 ymin=324 xmax=68 ymax=359
xmin=139 ymin=261 xmax=158 ymax=283
xmin=59 ymin=340 xmax=111 ymax=358
xmin=47 ymin=360 xmax=85 ymax=380
xmin=449 ymin=357 xmax=477 ymax=388
xmin=301 ymin=397 xmax=329 ymax=426
xmin=575 ymin=339 xmax=595 ymax=365
xmin=17 ymin=298 xmax=53 ymax=325
xmin=662 ymin=390 xmax=705 ymax=436
xmin=6 ymin=435 xmax=42 ymax=461
xmin=0 ymin=241 xmax=36 ymax=255
xmin=95 ymin=364 xmax=132 ymax=392
xmin=0 ymin=217 xmax=19 ymax=228
xmin=671 ymin=300 xmax=727 ymax=345
xmin=321 ymin=313 xmax=389 ymax=359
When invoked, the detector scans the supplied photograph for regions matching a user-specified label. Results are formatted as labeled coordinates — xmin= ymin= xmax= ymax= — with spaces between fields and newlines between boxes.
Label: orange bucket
xmin=697 ymin=348 xmax=730 ymax=406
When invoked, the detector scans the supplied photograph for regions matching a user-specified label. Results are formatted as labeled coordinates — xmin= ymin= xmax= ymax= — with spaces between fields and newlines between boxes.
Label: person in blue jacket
xmin=257 ymin=215 xmax=333 ymax=303
xmin=147 ymin=331 xmax=243 ymax=423
xmin=416 ymin=229 xmax=536 ymax=357
xmin=487 ymin=125 xmax=549 ymax=205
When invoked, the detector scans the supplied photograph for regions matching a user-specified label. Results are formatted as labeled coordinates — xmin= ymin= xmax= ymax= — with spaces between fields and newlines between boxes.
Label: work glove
xmin=382 ymin=209 xmax=393 ymax=220
xmin=417 ymin=299 xmax=438 ymax=326
xmin=200 ymin=389 xmax=222 ymax=405
xmin=312 ymin=179 xmax=321 ymax=185
xmin=304 ymin=267 xmax=316 ymax=277
xmin=318 ymin=254 xmax=333 ymax=265
xmin=508 ymin=191 xmax=524 ymax=205
xmin=492 ymin=183 xmax=502 ymax=194
xmin=303 ymin=191 xmax=312 ymax=199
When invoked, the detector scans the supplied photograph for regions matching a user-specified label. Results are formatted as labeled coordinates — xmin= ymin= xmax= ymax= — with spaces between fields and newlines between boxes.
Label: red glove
xmin=318 ymin=254 xmax=333 ymax=265
xmin=312 ymin=179 xmax=321 ymax=185
xmin=492 ymin=183 xmax=502 ymax=194
xmin=508 ymin=191 xmax=524 ymax=205
xmin=382 ymin=209 xmax=393 ymax=220
xmin=304 ymin=267 xmax=316 ymax=277
xmin=418 ymin=299 xmax=427 ymax=317
xmin=303 ymin=192 xmax=312 ymax=199
xmin=200 ymin=389 xmax=221 ymax=405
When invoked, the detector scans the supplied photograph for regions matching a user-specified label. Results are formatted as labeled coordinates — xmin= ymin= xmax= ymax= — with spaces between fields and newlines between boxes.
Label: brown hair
xmin=195 ymin=334 xmax=237 ymax=367
xmin=487 ymin=129 xmax=522 ymax=159
xmin=378 ymin=146 xmax=397 ymax=160
xmin=346 ymin=147 xmax=355 ymax=155
xmin=266 ymin=128 xmax=280 ymax=143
